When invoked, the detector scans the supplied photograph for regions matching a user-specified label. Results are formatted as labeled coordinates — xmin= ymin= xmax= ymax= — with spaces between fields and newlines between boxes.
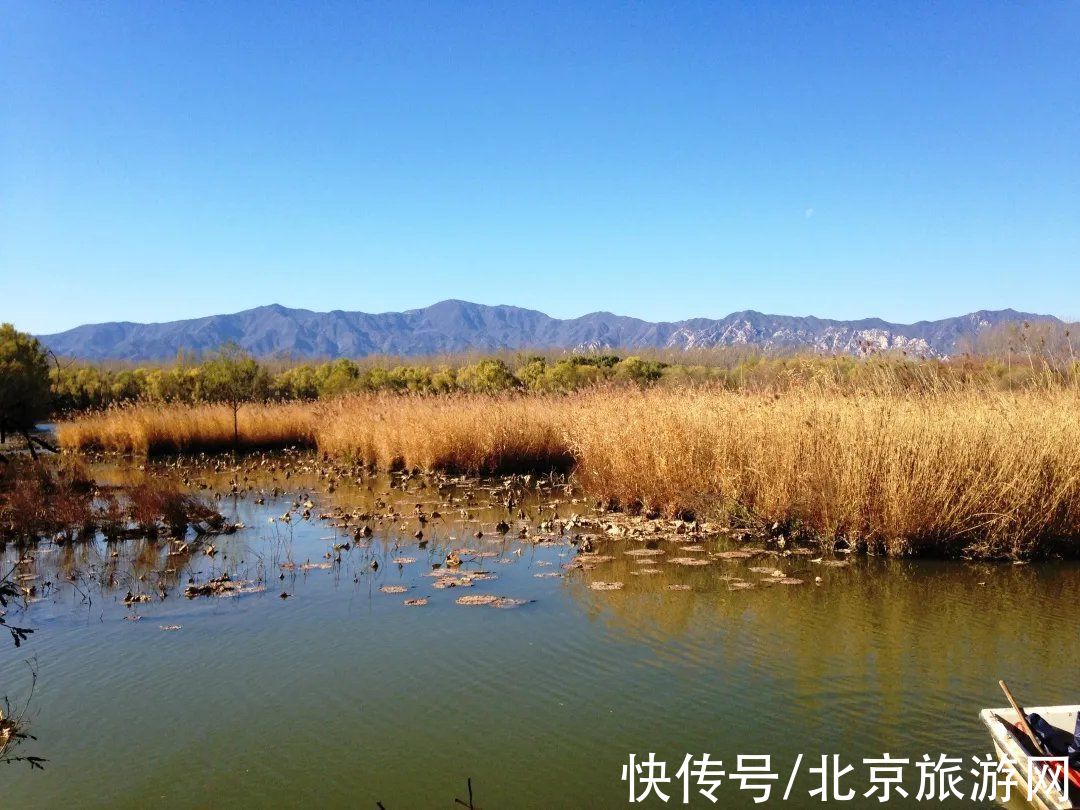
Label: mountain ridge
xmin=36 ymin=301 xmax=1059 ymax=362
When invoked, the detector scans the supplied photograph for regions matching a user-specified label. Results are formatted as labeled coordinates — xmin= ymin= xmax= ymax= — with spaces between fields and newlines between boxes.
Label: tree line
xmin=48 ymin=350 xmax=673 ymax=412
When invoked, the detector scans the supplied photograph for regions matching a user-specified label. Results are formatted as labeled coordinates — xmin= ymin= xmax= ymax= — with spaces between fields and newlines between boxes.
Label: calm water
xmin=2 ymin=459 xmax=1077 ymax=808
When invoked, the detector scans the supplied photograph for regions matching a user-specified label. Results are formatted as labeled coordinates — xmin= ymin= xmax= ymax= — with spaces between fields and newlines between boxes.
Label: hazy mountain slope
xmin=37 ymin=300 xmax=1057 ymax=361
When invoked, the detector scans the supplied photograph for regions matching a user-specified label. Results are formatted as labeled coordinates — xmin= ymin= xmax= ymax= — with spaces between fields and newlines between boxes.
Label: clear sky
xmin=2 ymin=1 xmax=1078 ymax=334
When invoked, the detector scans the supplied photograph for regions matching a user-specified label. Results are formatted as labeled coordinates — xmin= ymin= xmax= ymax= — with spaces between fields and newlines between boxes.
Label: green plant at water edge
xmin=0 ymin=324 xmax=52 ymax=454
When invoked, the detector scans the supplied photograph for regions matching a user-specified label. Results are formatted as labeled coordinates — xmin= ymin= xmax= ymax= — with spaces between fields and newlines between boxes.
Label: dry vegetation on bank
xmin=56 ymin=402 xmax=317 ymax=455
xmin=54 ymin=373 xmax=1080 ymax=558
xmin=571 ymin=387 xmax=1080 ymax=558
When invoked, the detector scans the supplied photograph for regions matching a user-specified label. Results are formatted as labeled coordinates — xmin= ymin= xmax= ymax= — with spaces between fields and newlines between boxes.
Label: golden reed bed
xmin=56 ymin=402 xmax=318 ymax=455
xmin=57 ymin=387 xmax=1080 ymax=557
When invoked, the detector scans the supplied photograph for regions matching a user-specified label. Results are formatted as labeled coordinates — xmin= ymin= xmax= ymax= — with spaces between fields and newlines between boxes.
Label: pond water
xmin=2 ymin=456 xmax=1077 ymax=808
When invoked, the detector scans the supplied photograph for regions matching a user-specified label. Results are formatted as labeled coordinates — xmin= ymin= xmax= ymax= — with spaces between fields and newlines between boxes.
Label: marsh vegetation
xmin=56 ymin=381 xmax=1080 ymax=559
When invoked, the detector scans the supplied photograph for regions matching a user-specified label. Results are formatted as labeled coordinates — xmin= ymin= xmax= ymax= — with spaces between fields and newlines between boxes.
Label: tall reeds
xmin=54 ymin=381 xmax=1080 ymax=556
xmin=568 ymin=387 xmax=1080 ymax=557
xmin=55 ymin=402 xmax=317 ymax=455
xmin=317 ymin=394 xmax=576 ymax=474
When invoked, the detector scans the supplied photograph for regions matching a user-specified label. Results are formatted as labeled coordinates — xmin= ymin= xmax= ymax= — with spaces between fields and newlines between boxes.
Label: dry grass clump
xmin=55 ymin=403 xmax=317 ymax=455
xmin=316 ymin=394 xmax=576 ymax=474
xmin=569 ymin=387 xmax=1080 ymax=557
xmin=125 ymin=480 xmax=212 ymax=536
xmin=0 ymin=457 xmax=95 ymax=542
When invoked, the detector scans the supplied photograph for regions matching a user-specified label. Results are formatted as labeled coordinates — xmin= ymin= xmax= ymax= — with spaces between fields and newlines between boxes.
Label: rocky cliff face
xmin=38 ymin=300 xmax=1055 ymax=361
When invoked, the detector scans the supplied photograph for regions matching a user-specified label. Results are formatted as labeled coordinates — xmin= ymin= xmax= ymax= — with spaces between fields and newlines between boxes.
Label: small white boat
xmin=980 ymin=705 xmax=1080 ymax=810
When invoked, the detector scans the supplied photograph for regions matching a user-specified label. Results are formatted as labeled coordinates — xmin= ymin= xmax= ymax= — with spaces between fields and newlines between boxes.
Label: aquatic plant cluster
xmin=0 ymin=457 xmax=225 ymax=545
xmin=55 ymin=383 xmax=1080 ymax=559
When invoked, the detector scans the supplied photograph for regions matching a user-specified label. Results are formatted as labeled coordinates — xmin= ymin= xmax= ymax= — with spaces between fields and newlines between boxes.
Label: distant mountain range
xmin=37 ymin=300 xmax=1060 ymax=362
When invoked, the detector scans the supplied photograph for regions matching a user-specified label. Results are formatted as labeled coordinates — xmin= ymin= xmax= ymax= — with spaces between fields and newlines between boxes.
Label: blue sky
xmin=2 ymin=1 xmax=1078 ymax=334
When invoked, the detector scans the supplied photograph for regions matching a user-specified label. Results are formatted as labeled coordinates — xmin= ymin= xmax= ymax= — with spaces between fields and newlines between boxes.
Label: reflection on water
xmin=2 ymin=458 xmax=1077 ymax=808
